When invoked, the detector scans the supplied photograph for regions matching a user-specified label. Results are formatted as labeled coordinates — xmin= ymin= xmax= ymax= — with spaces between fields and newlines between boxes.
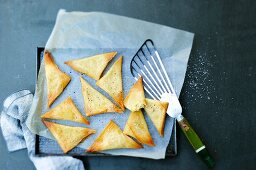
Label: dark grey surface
xmin=0 ymin=0 xmax=255 ymax=170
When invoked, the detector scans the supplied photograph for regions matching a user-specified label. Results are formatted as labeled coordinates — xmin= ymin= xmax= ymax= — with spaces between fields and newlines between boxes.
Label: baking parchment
xmin=26 ymin=9 xmax=194 ymax=159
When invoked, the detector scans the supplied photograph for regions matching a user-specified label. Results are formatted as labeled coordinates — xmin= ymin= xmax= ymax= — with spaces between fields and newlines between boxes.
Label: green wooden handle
xmin=178 ymin=117 xmax=215 ymax=168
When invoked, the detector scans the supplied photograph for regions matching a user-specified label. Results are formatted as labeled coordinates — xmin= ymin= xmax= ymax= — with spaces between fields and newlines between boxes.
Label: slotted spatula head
xmin=130 ymin=39 xmax=182 ymax=120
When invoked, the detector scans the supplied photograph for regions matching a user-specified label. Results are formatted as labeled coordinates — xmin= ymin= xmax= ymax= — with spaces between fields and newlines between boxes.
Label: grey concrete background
xmin=0 ymin=0 xmax=255 ymax=170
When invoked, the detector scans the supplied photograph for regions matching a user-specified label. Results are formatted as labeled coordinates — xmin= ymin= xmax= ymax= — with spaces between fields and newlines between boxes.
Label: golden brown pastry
xmin=80 ymin=77 xmax=123 ymax=116
xmin=124 ymin=77 xmax=146 ymax=111
xmin=87 ymin=120 xmax=142 ymax=152
xmin=65 ymin=52 xmax=117 ymax=80
xmin=44 ymin=51 xmax=71 ymax=107
xmin=123 ymin=110 xmax=155 ymax=146
xmin=41 ymin=97 xmax=90 ymax=125
xmin=96 ymin=56 xmax=124 ymax=110
xmin=144 ymin=98 xmax=169 ymax=137
xmin=43 ymin=121 xmax=95 ymax=153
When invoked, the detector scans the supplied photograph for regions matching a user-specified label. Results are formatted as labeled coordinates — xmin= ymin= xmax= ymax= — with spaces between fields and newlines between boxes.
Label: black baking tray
xmin=35 ymin=47 xmax=177 ymax=156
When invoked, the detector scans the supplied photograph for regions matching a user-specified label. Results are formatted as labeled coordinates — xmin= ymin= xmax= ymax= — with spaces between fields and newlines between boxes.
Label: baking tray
xmin=35 ymin=47 xmax=177 ymax=156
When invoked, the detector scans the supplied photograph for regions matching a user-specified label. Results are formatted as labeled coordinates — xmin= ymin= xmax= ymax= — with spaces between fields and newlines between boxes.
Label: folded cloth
xmin=0 ymin=90 xmax=85 ymax=170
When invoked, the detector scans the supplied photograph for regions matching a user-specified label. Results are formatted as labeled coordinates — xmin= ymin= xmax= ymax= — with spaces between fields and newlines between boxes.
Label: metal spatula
xmin=130 ymin=39 xmax=214 ymax=168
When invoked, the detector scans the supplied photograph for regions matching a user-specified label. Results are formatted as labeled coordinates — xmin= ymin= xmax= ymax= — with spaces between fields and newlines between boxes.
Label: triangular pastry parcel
xmin=43 ymin=121 xmax=95 ymax=153
xmin=96 ymin=56 xmax=124 ymax=110
xmin=123 ymin=110 xmax=155 ymax=146
xmin=80 ymin=77 xmax=123 ymax=116
xmin=124 ymin=77 xmax=146 ymax=111
xmin=65 ymin=52 xmax=117 ymax=80
xmin=144 ymin=98 xmax=169 ymax=137
xmin=87 ymin=120 xmax=142 ymax=152
xmin=41 ymin=97 xmax=90 ymax=125
xmin=44 ymin=51 xmax=71 ymax=107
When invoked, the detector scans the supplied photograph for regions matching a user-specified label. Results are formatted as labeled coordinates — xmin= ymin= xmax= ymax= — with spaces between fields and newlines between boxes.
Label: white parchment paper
xmin=26 ymin=9 xmax=194 ymax=159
